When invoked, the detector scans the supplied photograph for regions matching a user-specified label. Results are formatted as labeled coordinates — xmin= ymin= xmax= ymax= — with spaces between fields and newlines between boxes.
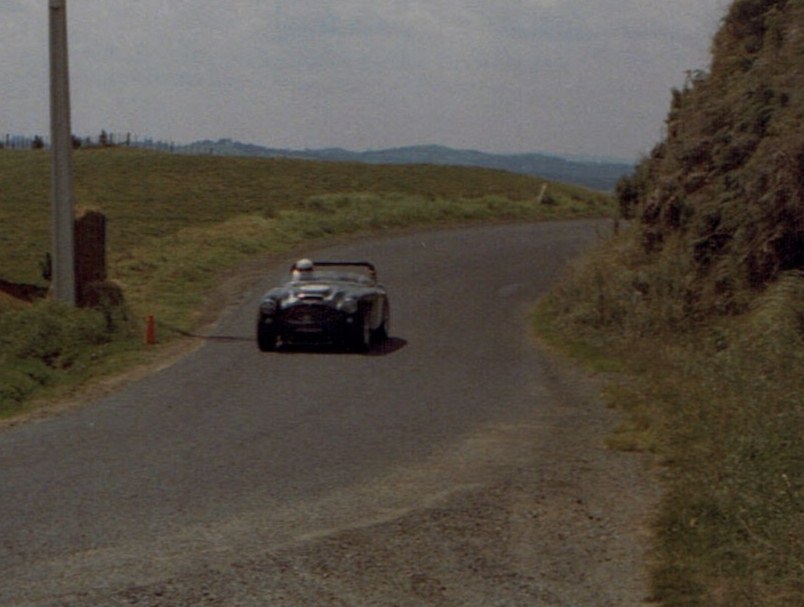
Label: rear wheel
xmin=371 ymin=300 xmax=390 ymax=344
xmin=350 ymin=311 xmax=371 ymax=352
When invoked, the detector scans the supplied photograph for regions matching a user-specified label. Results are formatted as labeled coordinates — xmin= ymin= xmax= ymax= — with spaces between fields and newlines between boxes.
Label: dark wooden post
xmin=74 ymin=211 xmax=107 ymax=307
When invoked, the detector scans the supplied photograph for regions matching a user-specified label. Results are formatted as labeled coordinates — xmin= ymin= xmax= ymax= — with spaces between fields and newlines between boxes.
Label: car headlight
xmin=339 ymin=297 xmax=358 ymax=314
xmin=259 ymin=298 xmax=277 ymax=315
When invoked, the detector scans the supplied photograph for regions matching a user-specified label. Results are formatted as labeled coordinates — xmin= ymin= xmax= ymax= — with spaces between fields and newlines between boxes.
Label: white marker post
xmin=49 ymin=0 xmax=76 ymax=305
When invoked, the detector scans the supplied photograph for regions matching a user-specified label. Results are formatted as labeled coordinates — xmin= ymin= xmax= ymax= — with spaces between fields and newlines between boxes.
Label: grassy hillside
xmin=539 ymin=1 xmax=802 ymax=605
xmin=0 ymin=147 xmax=610 ymax=415
xmin=1 ymin=148 xmax=602 ymax=285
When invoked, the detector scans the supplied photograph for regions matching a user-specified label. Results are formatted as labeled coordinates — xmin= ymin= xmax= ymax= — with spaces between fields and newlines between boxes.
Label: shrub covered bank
xmin=540 ymin=1 xmax=803 ymax=604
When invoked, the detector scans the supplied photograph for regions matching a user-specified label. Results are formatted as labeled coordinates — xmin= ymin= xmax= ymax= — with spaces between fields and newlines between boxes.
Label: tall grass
xmin=0 ymin=301 xmax=133 ymax=411
xmin=536 ymin=233 xmax=803 ymax=606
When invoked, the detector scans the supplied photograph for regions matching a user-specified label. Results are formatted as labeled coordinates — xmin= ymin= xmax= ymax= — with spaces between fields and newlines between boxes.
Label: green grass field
xmin=0 ymin=147 xmax=612 ymax=415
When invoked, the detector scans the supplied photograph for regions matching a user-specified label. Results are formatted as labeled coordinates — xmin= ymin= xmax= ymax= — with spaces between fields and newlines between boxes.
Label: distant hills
xmin=177 ymin=140 xmax=634 ymax=191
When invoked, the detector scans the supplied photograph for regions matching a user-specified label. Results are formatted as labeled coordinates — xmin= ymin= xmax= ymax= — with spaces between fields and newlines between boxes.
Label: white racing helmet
xmin=292 ymin=258 xmax=314 ymax=279
xmin=296 ymin=258 xmax=313 ymax=271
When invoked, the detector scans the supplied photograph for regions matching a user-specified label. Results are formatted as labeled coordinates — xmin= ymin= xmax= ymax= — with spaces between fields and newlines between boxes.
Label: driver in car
xmin=291 ymin=258 xmax=315 ymax=281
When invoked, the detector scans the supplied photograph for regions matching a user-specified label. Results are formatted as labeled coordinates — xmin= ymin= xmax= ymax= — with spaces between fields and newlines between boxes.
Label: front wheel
xmin=257 ymin=321 xmax=277 ymax=352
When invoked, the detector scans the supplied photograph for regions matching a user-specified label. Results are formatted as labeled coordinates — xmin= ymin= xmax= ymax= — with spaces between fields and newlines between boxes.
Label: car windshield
xmin=292 ymin=270 xmax=374 ymax=286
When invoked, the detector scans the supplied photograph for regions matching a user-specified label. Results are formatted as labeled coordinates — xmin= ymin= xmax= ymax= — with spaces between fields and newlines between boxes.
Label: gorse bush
xmin=616 ymin=0 xmax=803 ymax=317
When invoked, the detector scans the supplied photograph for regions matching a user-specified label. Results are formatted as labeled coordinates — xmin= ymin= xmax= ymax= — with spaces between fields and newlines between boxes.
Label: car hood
xmin=261 ymin=281 xmax=372 ymax=308
xmin=287 ymin=282 xmax=340 ymax=302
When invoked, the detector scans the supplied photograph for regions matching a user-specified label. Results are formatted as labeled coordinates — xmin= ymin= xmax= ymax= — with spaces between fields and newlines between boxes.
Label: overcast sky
xmin=2 ymin=1 xmax=729 ymax=160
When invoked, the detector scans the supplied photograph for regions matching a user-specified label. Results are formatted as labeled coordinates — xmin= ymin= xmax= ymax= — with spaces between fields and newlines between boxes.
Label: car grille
xmin=281 ymin=304 xmax=343 ymax=325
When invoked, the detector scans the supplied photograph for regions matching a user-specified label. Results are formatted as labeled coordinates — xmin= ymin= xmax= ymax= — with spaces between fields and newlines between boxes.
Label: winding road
xmin=0 ymin=220 xmax=657 ymax=606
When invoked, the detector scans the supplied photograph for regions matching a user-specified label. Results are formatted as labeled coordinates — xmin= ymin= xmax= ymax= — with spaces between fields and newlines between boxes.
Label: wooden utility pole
xmin=49 ymin=0 xmax=76 ymax=305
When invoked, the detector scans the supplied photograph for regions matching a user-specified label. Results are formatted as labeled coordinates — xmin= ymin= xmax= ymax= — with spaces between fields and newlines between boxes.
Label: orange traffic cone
xmin=146 ymin=315 xmax=156 ymax=345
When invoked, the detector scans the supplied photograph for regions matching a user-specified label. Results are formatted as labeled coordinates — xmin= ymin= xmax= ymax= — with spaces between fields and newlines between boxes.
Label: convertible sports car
xmin=256 ymin=259 xmax=390 ymax=351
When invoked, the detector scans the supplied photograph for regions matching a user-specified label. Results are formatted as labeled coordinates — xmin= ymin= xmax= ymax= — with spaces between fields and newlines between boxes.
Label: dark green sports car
xmin=256 ymin=260 xmax=390 ymax=352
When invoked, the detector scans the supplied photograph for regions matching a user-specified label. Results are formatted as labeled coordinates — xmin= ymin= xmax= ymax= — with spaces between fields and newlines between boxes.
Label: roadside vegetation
xmin=536 ymin=1 xmax=802 ymax=604
xmin=0 ymin=147 xmax=610 ymax=417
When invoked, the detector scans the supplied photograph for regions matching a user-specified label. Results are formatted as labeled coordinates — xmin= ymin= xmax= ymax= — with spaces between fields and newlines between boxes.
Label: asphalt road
xmin=0 ymin=220 xmax=657 ymax=606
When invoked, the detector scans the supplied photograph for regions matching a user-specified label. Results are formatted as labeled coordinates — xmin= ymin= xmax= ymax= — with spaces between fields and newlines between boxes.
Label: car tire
xmin=257 ymin=321 xmax=277 ymax=352
xmin=350 ymin=311 xmax=371 ymax=352
xmin=371 ymin=301 xmax=390 ymax=344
